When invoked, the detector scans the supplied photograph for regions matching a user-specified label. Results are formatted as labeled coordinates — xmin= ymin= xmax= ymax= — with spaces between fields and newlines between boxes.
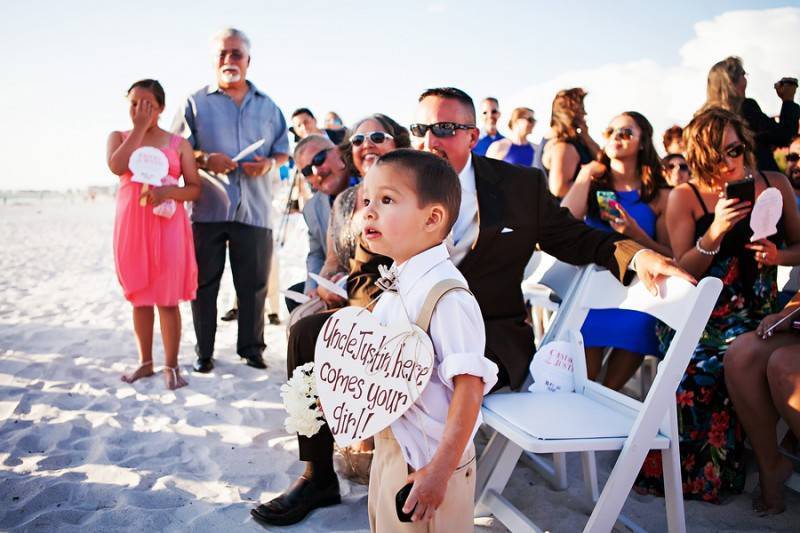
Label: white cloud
xmin=504 ymin=7 xmax=800 ymax=153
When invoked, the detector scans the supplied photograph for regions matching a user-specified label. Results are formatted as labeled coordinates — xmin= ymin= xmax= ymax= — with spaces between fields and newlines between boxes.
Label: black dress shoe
xmin=241 ymin=353 xmax=267 ymax=369
xmin=251 ymin=476 xmax=341 ymax=526
xmin=221 ymin=308 xmax=238 ymax=321
xmin=192 ymin=358 xmax=214 ymax=373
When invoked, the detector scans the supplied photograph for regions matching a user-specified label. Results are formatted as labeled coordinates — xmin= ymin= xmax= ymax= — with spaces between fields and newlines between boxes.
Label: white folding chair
xmin=475 ymin=266 xmax=722 ymax=532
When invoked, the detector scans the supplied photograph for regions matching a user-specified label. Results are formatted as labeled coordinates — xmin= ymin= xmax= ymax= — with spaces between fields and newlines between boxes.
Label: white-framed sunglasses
xmin=349 ymin=131 xmax=394 ymax=147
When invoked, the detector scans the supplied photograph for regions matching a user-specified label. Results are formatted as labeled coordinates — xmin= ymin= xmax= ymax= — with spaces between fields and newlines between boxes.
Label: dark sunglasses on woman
xmin=602 ymin=127 xmax=635 ymax=141
xmin=409 ymin=122 xmax=475 ymax=138
xmin=349 ymin=131 xmax=394 ymax=147
xmin=665 ymin=162 xmax=690 ymax=172
xmin=723 ymin=143 xmax=746 ymax=160
xmin=300 ymin=148 xmax=330 ymax=177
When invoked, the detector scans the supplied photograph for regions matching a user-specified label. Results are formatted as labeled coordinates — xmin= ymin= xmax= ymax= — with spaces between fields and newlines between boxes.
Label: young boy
xmin=361 ymin=148 xmax=498 ymax=531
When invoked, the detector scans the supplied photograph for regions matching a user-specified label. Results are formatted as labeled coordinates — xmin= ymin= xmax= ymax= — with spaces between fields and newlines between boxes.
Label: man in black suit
xmin=251 ymin=88 xmax=692 ymax=526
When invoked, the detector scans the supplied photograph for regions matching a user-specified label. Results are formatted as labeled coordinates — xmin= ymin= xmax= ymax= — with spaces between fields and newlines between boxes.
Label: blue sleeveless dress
xmin=503 ymin=143 xmax=535 ymax=167
xmin=580 ymin=189 xmax=660 ymax=355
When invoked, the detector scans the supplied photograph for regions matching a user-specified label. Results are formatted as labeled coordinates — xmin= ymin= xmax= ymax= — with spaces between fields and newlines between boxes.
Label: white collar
xmin=458 ymin=153 xmax=477 ymax=194
xmin=394 ymin=243 xmax=450 ymax=297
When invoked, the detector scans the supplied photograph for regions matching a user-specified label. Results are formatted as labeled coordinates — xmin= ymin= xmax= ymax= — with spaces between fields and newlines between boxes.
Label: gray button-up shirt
xmin=173 ymin=81 xmax=289 ymax=229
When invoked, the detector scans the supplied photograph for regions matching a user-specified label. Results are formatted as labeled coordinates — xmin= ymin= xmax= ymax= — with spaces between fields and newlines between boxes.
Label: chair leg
xmin=476 ymin=430 xmax=507 ymax=496
xmin=662 ymin=415 xmax=686 ymax=533
xmin=520 ymin=451 xmax=569 ymax=491
xmin=581 ymin=451 xmax=599 ymax=502
xmin=475 ymin=433 xmax=523 ymax=518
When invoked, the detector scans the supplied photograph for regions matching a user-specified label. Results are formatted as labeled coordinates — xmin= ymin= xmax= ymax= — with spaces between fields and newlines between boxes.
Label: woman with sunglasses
xmin=635 ymin=107 xmax=800 ymax=504
xmin=662 ymin=153 xmax=691 ymax=187
xmin=536 ymin=88 xmax=601 ymax=198
xmin=561 ymin=112 xmax=671 ymax=391
xmin=486 ymin=107 xmax=537 ymax=167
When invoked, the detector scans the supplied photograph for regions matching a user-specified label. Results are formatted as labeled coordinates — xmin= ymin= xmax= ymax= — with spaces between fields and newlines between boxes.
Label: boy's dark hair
xmin=292 ymin=107 xmax=315 ymax=119
xmin=127 ymin=79 xmax=165 ymax=107
xmin=418 ymin=87 xmax=476 ymax=123
xmin=375 ymin=149 xmax=461 ymax=237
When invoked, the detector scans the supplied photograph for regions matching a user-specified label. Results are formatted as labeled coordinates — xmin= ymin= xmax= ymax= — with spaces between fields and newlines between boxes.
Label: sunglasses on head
xmin=723 ymin=142 xmax=746 ymax=160
xmin=602 ymin=127 xmax=635 ymax=140
xmin=787 ymin=153 xmax=800 ymax=163
xmin=666 ymin=162 xmax=689 ymax=172
xmin=409 ymin=122 xmax=475 ymax=138
xmin=349 ymin=131 xmax=394 ymax=147
xmin=300 ymin=148 xmax=330 ymax=177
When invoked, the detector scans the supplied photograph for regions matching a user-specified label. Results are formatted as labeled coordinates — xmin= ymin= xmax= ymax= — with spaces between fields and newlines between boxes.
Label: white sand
xmin=0 ymin=195 xmax=798 ymax=532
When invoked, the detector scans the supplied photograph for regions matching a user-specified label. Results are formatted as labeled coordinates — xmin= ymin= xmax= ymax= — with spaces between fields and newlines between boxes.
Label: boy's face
xmin=361 ymin=164 xmax=445 ymax=265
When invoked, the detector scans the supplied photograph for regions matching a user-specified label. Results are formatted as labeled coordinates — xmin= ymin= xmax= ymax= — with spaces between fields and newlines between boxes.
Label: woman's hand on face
xmin=709 ymin=195 xmax=751 ymax=238
xmin=746 ymin=238 xmax=779 ymax=267
xmin=132 ymin=100 xmax=154 ymax=130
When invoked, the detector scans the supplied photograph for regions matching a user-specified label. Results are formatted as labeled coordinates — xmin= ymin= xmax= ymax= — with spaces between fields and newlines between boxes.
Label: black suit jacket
xmin=459 ymin=155 xmax=641 ymax=389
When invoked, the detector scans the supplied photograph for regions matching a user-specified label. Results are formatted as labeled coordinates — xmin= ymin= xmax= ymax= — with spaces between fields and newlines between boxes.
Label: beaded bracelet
xmin=695 ymin=236 xmax=720 ymax=256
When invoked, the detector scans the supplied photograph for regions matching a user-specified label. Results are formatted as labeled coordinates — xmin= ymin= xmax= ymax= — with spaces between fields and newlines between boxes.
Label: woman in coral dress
xmin=106 ymin=79 xmax=200 ymax=389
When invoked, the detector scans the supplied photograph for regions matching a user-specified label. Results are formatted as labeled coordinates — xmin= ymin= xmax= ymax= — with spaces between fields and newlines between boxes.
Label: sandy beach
xmin=1 ymin=194 xmax=799 ymax=532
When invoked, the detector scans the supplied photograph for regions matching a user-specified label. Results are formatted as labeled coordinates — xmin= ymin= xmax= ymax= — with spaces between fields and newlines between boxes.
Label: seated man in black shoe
xmin=252 ymin=87 xmax=691 ymax=526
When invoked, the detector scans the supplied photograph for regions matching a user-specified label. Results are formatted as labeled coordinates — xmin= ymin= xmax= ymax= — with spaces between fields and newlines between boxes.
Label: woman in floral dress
xmin=635 ymin=107 xmax=800 ymax=502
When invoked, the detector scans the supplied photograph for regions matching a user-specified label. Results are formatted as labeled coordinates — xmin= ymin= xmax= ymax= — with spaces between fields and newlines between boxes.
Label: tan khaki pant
xmin=368 ymin=428 xmax=476 ymax=532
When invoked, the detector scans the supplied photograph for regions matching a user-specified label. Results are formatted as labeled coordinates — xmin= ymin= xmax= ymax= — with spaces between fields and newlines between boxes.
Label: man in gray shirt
xmin=173 ymin=28 xmax=289 ymax=372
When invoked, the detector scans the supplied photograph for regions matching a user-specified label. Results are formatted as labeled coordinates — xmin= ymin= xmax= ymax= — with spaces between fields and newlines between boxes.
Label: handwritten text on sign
xmin=314 ymin=306 xmax=434 ymax=447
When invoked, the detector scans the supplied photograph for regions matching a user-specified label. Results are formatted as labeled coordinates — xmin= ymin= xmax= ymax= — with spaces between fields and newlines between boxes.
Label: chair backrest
xmin=552 ymin=266 xmax=722 ymax=433
xmin=523 ymin=251 xmax=581 ymax=301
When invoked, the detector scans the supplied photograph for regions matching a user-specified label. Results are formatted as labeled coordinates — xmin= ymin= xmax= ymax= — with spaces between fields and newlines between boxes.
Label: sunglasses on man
xmin=349 ymin=131 xmax=394 ymax=147
xmin=786 ymin=153 xmax=800 ymax=163
xmin=410 ymin=122 xmax=476 ymax=138
xmin=300 ymin=148 xmax=330 ymax=177
xmin=602 ymin=127 xmax=636 ymax=141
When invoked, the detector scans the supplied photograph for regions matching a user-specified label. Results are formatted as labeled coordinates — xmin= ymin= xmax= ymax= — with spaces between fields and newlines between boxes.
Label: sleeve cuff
xmin=628 ymin=248 xmax=651 ymax=272
xmin=438 ymin=353 xmax=499 ymax=395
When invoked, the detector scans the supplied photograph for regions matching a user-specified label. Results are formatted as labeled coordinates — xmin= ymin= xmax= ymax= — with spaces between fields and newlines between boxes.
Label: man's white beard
xmin=221 ymin=71 xmax=241 ymax=83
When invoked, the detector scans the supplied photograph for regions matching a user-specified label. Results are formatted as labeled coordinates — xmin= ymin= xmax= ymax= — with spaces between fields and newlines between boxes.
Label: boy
xmin=361 ymin=148 xmax=498 ymax=531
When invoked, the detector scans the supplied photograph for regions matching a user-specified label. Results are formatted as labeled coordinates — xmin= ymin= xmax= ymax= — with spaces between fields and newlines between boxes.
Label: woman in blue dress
xmin=561 ymin=111 xmax=672 ymax=390
xmin=486 ymin=107 xmax=537 ymax=167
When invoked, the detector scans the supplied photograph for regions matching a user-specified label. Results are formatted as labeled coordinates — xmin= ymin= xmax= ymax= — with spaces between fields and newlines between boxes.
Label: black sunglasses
xmin=665 ymin=162 xmax=689 ymax=172
xmin=349 ymin=131 xmax=394 ymax=147
xmin=409 ymin=122 xmax=475 ymax=138
xmin=723 ymin=143 xmax=746 ymax=160
xmin=787 ymin=153 xmax=800 ymax=163
xmin=602 ymin=127 xmax=635 ymax=141
xmin=300 ymin=148 xmax=330 ymax=177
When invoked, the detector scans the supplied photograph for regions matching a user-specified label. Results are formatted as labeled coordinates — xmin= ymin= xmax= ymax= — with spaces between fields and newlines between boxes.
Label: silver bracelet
xmin=695 ymin=236 xmax=720 ymax=256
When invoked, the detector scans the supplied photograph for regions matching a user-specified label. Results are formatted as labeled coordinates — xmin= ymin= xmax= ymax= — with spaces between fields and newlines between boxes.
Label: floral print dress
xmin=635 ymin=180 xmax=782 ymax=503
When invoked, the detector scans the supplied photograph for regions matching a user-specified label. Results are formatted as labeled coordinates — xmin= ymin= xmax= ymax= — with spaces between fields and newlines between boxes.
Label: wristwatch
xmin=200 ymin=152 xmax=210 ymax=168
xmin=791 ymin=319 xmax=800 ymax=332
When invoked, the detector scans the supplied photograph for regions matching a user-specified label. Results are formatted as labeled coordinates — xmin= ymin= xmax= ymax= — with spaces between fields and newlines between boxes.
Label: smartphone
xmin=724 ymin=178 xmax=755 ymax=205
xmin=596 ymin=190 xmax=621 ymax=219
xmin=395 ymin=482 xmax=415 ymax=522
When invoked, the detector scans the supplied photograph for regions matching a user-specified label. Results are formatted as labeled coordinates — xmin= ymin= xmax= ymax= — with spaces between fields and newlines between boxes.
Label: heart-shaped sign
xmin=314 ymin=306 xmax=434 ymax=447
xmin=129 ymin=146 xmax=168 ymax=186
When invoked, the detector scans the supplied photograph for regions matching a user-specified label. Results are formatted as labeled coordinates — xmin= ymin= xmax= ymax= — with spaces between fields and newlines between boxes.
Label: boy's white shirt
xmin=371 ymin=242 xmax=499 ymax=471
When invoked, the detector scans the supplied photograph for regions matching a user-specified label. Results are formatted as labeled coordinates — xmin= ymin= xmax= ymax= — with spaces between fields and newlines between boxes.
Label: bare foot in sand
xmin=121 ymin=361 xmax=155 ymax=383
xmin=753 ymin=454 xmax=794 ymax=515
xmin=164 ymin=366 xmax=188 ymax=390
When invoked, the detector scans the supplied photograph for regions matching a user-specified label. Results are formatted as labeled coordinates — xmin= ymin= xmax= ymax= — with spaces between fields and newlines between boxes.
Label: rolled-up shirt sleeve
xmin=430 ymin=290 xmax=498 ymax=394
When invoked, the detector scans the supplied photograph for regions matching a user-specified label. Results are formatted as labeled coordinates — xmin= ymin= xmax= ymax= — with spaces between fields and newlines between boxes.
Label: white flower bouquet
xmin=280 ymin=362 xmax=325 ymax=437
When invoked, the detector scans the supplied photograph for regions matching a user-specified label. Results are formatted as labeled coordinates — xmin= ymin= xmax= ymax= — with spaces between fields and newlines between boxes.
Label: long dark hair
xmin=127 ymin=79 xmax=165 ymax=107
xmin=588 ymin=111 xmax=667 ymax=216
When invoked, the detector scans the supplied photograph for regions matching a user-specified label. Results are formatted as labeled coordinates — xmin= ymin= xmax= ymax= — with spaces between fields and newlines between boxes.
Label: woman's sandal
xmin=164 ymin=365 xmax=188 ymax=390
xmin=121 ymin=360 xmax=154 ymax=383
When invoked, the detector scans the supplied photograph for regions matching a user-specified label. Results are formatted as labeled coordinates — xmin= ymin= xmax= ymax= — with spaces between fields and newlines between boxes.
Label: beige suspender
xmin=414 ymin=279 xmax=471 ymax=332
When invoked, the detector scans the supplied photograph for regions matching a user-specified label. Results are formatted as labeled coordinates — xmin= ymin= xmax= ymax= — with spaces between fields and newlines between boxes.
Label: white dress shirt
xmin=371 ymin=242 xmax=499 ymax=470
xmin=451 ymin=153 xmax=478 ymax=246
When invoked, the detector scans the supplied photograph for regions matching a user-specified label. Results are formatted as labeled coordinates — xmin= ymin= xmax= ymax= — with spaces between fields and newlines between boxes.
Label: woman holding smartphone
xmin=635 ymin=107 xmax=800 ymax=504
xmin=562 ymin=111 xmax=671 ymax=390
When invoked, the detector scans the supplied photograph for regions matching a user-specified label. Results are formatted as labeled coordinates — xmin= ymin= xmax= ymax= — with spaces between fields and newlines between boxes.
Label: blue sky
xmin=1 ymin=0 xmax=797 ymax=190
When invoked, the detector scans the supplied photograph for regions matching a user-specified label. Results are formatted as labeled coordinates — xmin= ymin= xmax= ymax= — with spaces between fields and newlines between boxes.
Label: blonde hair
xmin=507 ymin=107 xmax=534 ymax=130
xmin=702 ymin=56 xmax=745 ymax=113
xmin=684 ymin=107 xmax=755 ymax=186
